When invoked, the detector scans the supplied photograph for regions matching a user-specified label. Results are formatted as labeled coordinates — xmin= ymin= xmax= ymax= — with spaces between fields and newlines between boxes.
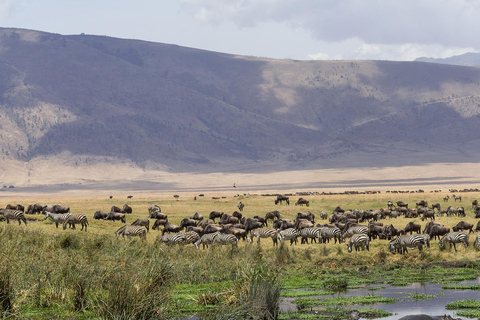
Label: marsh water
xmin=280 ymin=278 xmax=480 ymax=319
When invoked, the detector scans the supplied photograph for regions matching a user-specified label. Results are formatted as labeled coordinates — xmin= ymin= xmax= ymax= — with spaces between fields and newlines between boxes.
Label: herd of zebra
xmin=2 ymin=196 xmax=480 ymax=254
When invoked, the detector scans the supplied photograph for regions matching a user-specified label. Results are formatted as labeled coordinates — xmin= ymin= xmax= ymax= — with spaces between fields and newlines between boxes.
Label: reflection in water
xmin=280 ymin=278 xmax=480 ymax=320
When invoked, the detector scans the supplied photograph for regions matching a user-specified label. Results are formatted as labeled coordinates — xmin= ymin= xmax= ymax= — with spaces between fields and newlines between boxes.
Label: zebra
xmin=213 ymin=233 xmax=238 ymax=248
xmin=115 ymin=225 xmax=147 ymax=240
xmin=62 ymin=214 xmax=89 ymax=231
xmin=249 ymin=228 xmax=278 ymax=246
xmin=320 ymin=227 xmax=342 ymax=244
xmin=0 ymin=209 xmax=27 ymax=225
xmin=157 ymin=233 xmax=186 ymax=245
xmin=277 ymin=228 xmax=300 ymax=246
xmin=389 ymin=235 xmax=427 ymax=254
xmin=347 ymin=234 xmax=370 ymax=253
xmin=184 ymin=231 xmax=200 ymax=244
xmin=341 ymin=226 xmax=369 ymax=242
xmin=298 ymin=227 xmax=323 ymax=244
xmin=131 ymin=218 xmax=150 ymax=232
xmin=194 ymin=232 xmax=220 ymax=249
xmin=474 ymin=234 xmax=480 ymax=251
xmin=439 ymin=231 xmax=469 ymax=252
xmin=44 ymin=211 xmax=72 ymax=228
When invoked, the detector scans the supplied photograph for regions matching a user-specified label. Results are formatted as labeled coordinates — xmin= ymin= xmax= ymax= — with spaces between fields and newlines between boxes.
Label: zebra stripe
xmin=184 ymin=231 xmax=200 ymax=244
xmin=131 ymin=218 xmax=150 ymax=232
xmin=44 ymin=211 xmax=72 ymax=228
xmin=194 ymin=232 xmax=219 ymax=249
xmin=474 ymin=234 xmax=480 ymax=250
xmin=320 ymin=227 xmax=342 ymax=244
xmin=214 ymin=233 xmax=238 ymax=248
xmin=298 ymin=227 xmax=322 ymax=244
xmin=439 ymin=231 xmax=469 ymax=252
xmin=249 ymin=228 xmax=278 ymax=246
xmin=157 ymin=233 xmax=186 ymax=245
xmin=115 ymin=225 xmax=147 ymax=240
xmin=341 ymin=226 xmax=368 ymax=241
xmin=277 ymin=228 xmax=299 ymax=246
xmin=62 ymin=214 xmax=88 ymax=231
xmin=347 ymin=234 xmax=370 ymax=253
xmin=0 ymin=209 xmax=27 ymax=226
xmin=389 ymin=235 xmax=426 ymax=254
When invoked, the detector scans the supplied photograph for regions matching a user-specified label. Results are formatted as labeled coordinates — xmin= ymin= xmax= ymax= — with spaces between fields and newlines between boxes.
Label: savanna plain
xmin=1 ymin=189 xmax=480 ymax=319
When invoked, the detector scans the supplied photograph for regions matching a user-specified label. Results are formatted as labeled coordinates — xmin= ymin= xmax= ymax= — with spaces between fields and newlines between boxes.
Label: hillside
xmin=415 ymin=52 xmax=480 ymax=67
xmin=1 ymin=28 xmax=480 ymax=190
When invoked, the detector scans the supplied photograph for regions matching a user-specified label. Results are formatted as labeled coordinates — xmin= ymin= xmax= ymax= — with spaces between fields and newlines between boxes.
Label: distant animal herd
xmin=1 ymin=193 xmax=480 ymax=254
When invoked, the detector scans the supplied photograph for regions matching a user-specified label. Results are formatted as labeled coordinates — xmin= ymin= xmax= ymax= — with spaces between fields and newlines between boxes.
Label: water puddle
xmin=281 ymin=278 xmax=480 ymax=319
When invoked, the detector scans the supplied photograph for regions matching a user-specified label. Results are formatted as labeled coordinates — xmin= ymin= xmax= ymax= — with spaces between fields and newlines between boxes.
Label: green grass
xmin=294 ymin=295 xmax=397 ymax=309
xmin=442 ymin=284 xmax=480 ymax=290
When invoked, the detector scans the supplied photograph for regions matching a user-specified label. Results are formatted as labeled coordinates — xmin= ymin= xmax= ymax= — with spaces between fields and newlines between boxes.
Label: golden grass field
xmin=1 ymin=189 xmax=479 ymax=262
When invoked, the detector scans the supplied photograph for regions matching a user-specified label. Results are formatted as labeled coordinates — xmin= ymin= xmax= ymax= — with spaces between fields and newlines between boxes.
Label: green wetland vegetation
xmin=1 ymin=191 xmax=480 ymax=319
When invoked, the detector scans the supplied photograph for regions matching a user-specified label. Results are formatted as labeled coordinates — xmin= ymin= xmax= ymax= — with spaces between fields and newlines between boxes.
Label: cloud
xmin=179 ymin=0 xmax=480 ymax=49
xmin=0 ymin=0 xmax=19 ymax=19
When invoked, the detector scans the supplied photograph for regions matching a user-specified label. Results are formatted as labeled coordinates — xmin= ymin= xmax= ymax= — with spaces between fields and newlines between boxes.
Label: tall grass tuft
xmin=0 ymin=265 xmax=13 ymax=316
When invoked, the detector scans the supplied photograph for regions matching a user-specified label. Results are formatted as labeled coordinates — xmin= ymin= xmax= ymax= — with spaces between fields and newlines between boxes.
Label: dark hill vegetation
xmin=1 ymin=28 xmax=480 ymax=173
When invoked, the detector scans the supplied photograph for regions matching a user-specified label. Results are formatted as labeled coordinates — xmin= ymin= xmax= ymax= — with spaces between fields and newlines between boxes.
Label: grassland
xmin=1 ymin=190 xmax=480 ymax=319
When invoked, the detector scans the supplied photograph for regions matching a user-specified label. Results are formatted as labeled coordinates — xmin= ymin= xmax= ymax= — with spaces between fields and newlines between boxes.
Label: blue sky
xmin=1 ymin=0 xmax=478 ymax=61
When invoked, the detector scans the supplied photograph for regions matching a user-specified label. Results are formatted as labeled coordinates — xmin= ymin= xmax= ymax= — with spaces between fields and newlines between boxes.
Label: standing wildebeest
xmin=52 ymin=205 xmax=70 ymax=214
xmin=295 ymin=198 xmax=310 ymax=206
xmin=431 ymin=203 xmax=441 ymax=212
xmin=149 ymin=211 xmax=167 ymax=220
xmin=162 ymin=222 xmax=182 ymax=235
xmin=387 ymin=201 xmax=395 ymax=209
xmin=6 ymin=204 xmax=25 ymax=213
xmin=152 ymin=219 xmax=168 ymax=230
xmin=131 ymin=218 xmax=150 ymax=232
xmin=237 ymin=201 xmax=244 ymax=211
xmin=428 ymin=225 xmax=450 ymax=240
xmin=232 ymin=211 xmax=243 ymax=220
xmin=416 ymin=200 xmax=428 ymax=208
xmin=209 ymin=211 xmax=223 ymax=222
xmin=104 ymin=211 xmax=126 ymax=223
xmin=275 ymin=195 xmax=290 ymax=205
xmin=443 ymin=195 xmax=450 ymax=202
xmin=403 ymin=222 xmax=421 ymax=235
xmin=265 ymin=210 xmax=281 ymax=225
xmin=472 ymin=200 xmax=478 ymax=208
xmin=93 ymin=211 xmax=109 ymax=220
xmin=453 ymin=195 xmax=462 ymax=202
xmin=148 ymin=204 xmax=161 ymax=214
xmin=179 ymin=218 xmax=197 ymax=229
xmin=190 ymin=212 xmax=204 ymax=221
xmin=111 ymin=206 xmax=124 ymax=213
xmin=26 ymin=203 xmax=47 ymax=215
xmin=452 ymin=221 xmax=474 ymax=233
xmin=396 ymin=201 xmax=408 ymax=209
xmin=123 ymin=204 xmax=132 ymax=214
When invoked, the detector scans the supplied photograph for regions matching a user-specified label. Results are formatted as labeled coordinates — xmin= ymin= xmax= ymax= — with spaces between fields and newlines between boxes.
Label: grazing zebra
xmin=194 ymin=232 xmax=220 ymax=249
xmin=249 ymin=228 xmax=278 ymax=246
xmin=341 ymin=226 xmax=369 ymax=242
xmin=320 ymin=227 xmax=342 ymax=244
xmin=439 ymin=232 xmax=469 ymax=252
xmin=62 ymin=214 xmax=89 ymax=231
xmin=389 ymin=235 xmax=427 ymax=254
xmin=0 ymin=209 xmax=27 ymax=225
xmin=157 ymin=233 xmax=186 ymax=245
xmin=299 ymin=227 xmax=323 ymax=244
xmin=277 ymin=228 xmax=300 ymax=246
xmin=115 ymin=225 xmax=147 ymax=240
xmin=131 ymin=218 xmax=150 ymax=232
xmin=44 ymin=211 xmax=72 ymax=228
xmin=213 ymin=233 xmax=238 ymax=248
xmin=347 ymin=234 xmax=370 ymax=253
xmin=474 ymin=234 xmax=480 ymax=250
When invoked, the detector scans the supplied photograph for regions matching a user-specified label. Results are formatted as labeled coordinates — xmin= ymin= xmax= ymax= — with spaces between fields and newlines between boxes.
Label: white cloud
xmin=0 ymin=0 xmax=20 ymax=19
xmin=179 ymin=0 xmax=480 ymax=50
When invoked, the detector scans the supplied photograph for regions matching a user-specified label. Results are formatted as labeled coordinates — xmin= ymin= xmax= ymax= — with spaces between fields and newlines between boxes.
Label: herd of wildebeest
xmin=1 ymin=194 xmax=480 ymax=254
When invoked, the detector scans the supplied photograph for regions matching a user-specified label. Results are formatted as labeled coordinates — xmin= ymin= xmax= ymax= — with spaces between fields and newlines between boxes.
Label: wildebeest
xmin=431 ymin=203 xmax=441 ymax=212
xmin=275 ymin=195 xmax=290 ymax=205
xmin=6 ymin=204 xmax=24 ymax=213
xmin=403 ymin=222 xmax=421 ymax=235
xmin=387 ymin=201 xmax=395 ymax=209
xmin=416 ymin=200 xmax=428 ymax=208
xmin=452 ymin=221 xmax=474 ymax=233
xmin=220 ymin=214 xmax=240 ymax=225
xmin=162 ymin=222 xmax=182 ymax=235
xmin=396 ymin=201 xmax=408 ymax=209
xmin=209 ymin=211 xmax=223 ymax=221
xmin=93 ymin=211 xmax=109 ymax=219
xmin=104 ymin=211 xmax=126 ymax=223
xmin=190 ymin=212 xmax=204 ymax=221
xmin=111 ymin=206 xmax=124 ymax=213
xmin=295 ymin=212 xmax=315 ymax=222
xmin=26 ymin=203 xmax=47 ymax=215
xmin=295 ymin=198 xmax=310 ymax=206
xmin=152 ymin=219 xmax=168 ymax=230
xmin=265 ymin=210 xmax=281 ymax=224
xmin=237 ymin=201 xmax=244 ymax=211
xmin=428 ymin=225 xmax=450 ymax=240
xmin=179 ymin=218 xmax=197 ymax=229
xmin=123 ymin=204 xmax=133 ymax=214
xmin=52 ymin=205 xmax=70 ymax=214
xmin=149 ymin=211 xmax=167 ymax=220
xmin=148 ymin=204 xmax=161 ymax=214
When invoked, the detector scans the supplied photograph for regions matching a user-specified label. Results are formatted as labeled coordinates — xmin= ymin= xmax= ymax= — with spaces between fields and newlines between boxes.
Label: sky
xmin=0 ymin=0 xmax=479 ymax=61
